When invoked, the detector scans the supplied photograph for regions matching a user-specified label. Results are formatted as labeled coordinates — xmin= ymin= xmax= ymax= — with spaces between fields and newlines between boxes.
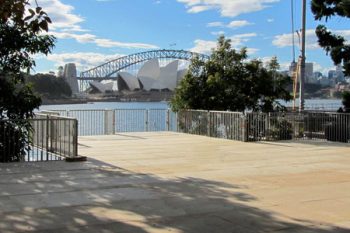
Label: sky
xmin=31 ymin=0 xmax=350 ymax=75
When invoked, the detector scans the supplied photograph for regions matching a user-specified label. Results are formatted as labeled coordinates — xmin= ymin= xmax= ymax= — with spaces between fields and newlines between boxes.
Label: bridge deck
xmin=0 ymin=132 xmax=350 ymax=232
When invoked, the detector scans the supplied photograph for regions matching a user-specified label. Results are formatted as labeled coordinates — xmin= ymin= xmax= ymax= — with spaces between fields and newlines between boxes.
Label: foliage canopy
xmin=26 ymin=74 xmax=72 ymax=99
xmin=171 ymin=36 xmax=292 ymax=112
xmin=0 ymin=0 xmax=55 ymax=162
xmin=311 ymin=0 xmax=350 ymax=75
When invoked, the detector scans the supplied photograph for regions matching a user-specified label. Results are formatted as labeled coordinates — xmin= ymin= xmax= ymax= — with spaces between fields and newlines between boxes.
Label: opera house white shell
xmin=90 ymin=81 xmax=114 ymax=93
xmin=89 ymin=58 xmax=187 ymax=93
xmin=117 ymin=72 xmax=141 ymax=91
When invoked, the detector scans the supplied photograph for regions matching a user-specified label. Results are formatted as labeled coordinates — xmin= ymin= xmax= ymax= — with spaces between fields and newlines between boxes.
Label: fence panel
xmin=209 ymin=111 xmax=245 ymax=141
xmin=0 ymin=115 xmax=78 ymax=162
xmin=148 ymin=109 xmax=168 ymax=131
xmin=177 ymin=110 xmax=209 ymax=136
xmin=115 ymin=109 xmax=147 ymax=132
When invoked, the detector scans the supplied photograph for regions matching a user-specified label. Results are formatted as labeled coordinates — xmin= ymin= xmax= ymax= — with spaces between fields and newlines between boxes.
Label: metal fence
xmin=0 ymin=115 xmax=78 ymax=162
xmin=177 ymin=110 xmax=350 ymax=143
xmin=53 ymin=109 xmax=177 ymax=136
xmin=43 ymin=108 xmax=350 ymax=144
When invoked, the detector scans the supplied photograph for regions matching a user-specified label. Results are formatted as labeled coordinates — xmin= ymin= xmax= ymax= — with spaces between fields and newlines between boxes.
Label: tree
xmin=0 ymin=0 xmax=55 ymax=162
xmin=341 ymin=91 xmax=350 ymax=112
xmin=311 ymin=0 xmax=350 ymax=75
xmin=26 ymin=73 xmax=72 ymax=99
xmin=170 ymin=36 xmax=292 ymax=112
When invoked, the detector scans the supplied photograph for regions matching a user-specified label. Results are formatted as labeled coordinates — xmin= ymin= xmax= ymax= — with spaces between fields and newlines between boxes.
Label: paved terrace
xmin=0 ymin=132 xmax=350 ymax=233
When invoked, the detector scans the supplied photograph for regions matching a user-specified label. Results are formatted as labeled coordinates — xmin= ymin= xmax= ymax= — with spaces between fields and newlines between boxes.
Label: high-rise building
xmin=63 ymin=63 xmax=79 ymax=94
xmin=305 ymin=63 xmax=314 ymax=83
xmin=288 ymin=61 xmax=314 ymax=83
xmin=288 ymin=61 xmax=297 ymax=77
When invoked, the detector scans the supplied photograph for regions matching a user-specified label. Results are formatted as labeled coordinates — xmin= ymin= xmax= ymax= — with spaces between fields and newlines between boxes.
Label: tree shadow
xmin=0 ymin=158 xmax=349 ymax=233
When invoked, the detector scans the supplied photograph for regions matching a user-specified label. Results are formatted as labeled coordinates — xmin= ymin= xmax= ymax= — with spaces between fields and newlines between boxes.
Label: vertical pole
xmin=207 ymin=111 xmax=211 ymax=137
xmin=112 ymin=110 xmax=116 ymax=134
xmin=73 ymin=119 xmax=78 ymax=158
xmin=242 ymin=114 xmax=248 ymax=142
xmin=145 ymin=110 xmax=149 ymax=132
xmin=104 ymin=109 xmax=108 ymax=135
xmin=299 ymin=0 xmax=307 ymax=112
xmin=166 ymin=109 xmax=170 ymax=131
xmin=46 ymin=115 xmax=50 ymax=161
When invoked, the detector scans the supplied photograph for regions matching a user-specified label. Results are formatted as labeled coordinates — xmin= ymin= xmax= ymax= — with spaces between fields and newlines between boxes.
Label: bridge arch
xmin=79 ymin=49 xmax=209 ymax=79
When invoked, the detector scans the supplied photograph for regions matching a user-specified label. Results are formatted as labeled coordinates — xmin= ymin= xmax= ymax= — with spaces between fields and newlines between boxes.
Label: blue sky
xmin=32 ymin=0 xmax=350 ymax=75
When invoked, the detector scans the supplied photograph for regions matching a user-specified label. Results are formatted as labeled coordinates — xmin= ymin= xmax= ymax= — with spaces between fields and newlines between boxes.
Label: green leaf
xmin=36 ymin=7 xmax=42 ymax=14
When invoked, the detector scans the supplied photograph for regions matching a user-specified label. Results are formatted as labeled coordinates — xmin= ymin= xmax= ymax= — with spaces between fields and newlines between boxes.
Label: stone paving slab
xmin=0 ymin=132 xmax=349 ymax=233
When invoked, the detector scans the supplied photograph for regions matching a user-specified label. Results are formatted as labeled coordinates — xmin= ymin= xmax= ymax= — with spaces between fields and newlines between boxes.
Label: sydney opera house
xmin=89 ymin=58 xmax=188 ymax=93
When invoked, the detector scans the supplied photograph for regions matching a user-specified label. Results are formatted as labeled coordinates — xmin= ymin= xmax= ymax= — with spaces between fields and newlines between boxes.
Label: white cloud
xmin=313 ymin=62 xmax=334 ymax=75
xmin=246 ymin=48 xmax=260 ymax=55
xmin=190 ymin=40 xmax=218 ymax=54
xmin=190 ymin=33 xmax=258 ymax=54
xmin=207 ymin=20 xmax=253 ymax=29
xmin=51 ymin=32 xmax=158 ymax=49
xmin=272 ymin=29 xmax=350 ymax=50
xmin=211 ymin=31 xmax=225 ymax=36
xmin=32 ymin=0 xmax=158 ymax=49
xmin=267 ymin=18 xmax=274 ymax=23
xmin=29 ymin=0 xmax=84 ymax=32
xmin=46 ymin=52 xmax=125 ymax=70
xmin=178 ymin=0 xmax=280 ymax=17
xmin=207 ymin=22 xmax=225 ymax=28
xmin=227 ymin=20 xmax=253 ymax=28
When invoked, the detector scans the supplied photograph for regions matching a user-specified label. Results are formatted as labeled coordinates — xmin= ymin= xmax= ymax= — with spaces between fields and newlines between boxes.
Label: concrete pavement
xmin=0 ymin=132 xmax=349 ymax=232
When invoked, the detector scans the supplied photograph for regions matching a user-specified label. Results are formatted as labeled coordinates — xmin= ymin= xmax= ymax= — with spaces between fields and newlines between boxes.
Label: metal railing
xmin=53 ymin=109 xmax=177 ymax=136
xmin=177 ymin=110 xmax=350 ymax=143
xmin=0 ymin=114 xmax=78 ymax=162
xmin=44 ymin=108 xmax=350 ymax=144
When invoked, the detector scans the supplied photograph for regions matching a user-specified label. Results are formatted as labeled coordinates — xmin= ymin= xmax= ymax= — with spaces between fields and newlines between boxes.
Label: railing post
xmin=104 ymin=109 xmax=108 ymax=135
xmin=46 ymin=115 xmax=50 ymax=160
xmin=176 ymin=111 xmax=180 ymax=132
xmin=145 ymin=110 xmax=149 ymax=132
xmin=73 ymin=119 xmax=78 ymax=158
xmin=242 ymin=113 xmax=248 ymax=142
xmin=207 ymin=111 xmax=211 ymax=137
xmin=112 ymin=110 xmax=116 ymax=134
xmin=166 ymin=109 xmax=170 ymax=131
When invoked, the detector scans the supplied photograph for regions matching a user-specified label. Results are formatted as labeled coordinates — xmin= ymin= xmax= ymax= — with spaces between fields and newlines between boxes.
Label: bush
xmin=268 ymin=119 xmax=293 ymax=140
xmin=325 ymin=115 xmax=350 ymax=143
xmin=0 ymin=121 xmax=28 ymax=162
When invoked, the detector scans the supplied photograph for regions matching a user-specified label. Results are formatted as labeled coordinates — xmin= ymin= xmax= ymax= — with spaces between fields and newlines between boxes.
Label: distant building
xmin=305 ymin=63 xmax=314 ymax=84
xmin=63 ymin=63 xmax=79 ymax=94
xmin=319 ymin=76 xmax=331 ymax=87
xmin=288 ymin=61 xmax=314 ymax=83
xmin=90 ymin=58 xmax=188 ymax=94
xmin=288 ymin=61 xmax=297 ymax=77
xmin=329 ymin=65 xmax=345 ymax=82
xmin=336 ymin=64 xmax=345 ymax=81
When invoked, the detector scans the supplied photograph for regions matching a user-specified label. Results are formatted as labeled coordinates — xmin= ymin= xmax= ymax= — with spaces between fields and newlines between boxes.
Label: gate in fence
xmin=0 ymin=114 xmax=78 ymax=162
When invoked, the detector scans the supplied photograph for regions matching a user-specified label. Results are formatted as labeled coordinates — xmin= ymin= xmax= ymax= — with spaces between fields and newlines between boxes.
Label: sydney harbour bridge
xmin=77 ymin=49 xmax=209 ymax=92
